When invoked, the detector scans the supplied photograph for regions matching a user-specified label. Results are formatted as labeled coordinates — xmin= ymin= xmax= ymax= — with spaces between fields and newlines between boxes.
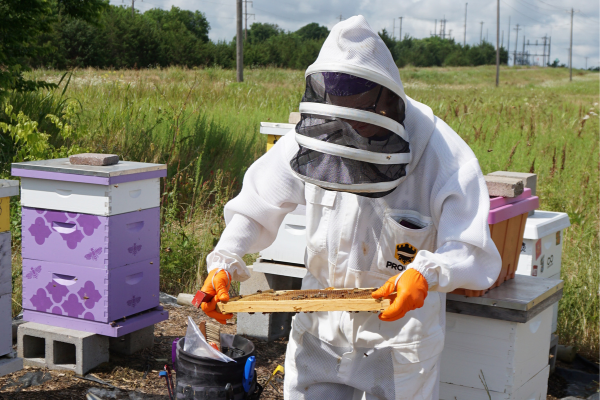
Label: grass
xmin=10 ymin=64 xmax=600 ymax=354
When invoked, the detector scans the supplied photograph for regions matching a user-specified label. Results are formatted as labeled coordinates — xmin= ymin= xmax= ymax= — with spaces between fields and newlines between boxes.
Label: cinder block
xmin=484 ymin=175 xmax=524 ymax=198
xmin=0 ymin=232 xmax=11 ymax=296
xmin=18 ymin=322 xmax=109 ymax=375
xmin=236 ymin=267 xmax=302 ymax=341
xmin=0 ymin=293 xmax=12 ymax=357
xmin=69 ymin=153 xmax=119 ymax=166
xmin=0 ymin=351 xmax=23 ymax=377
xmin=109 ymin=325 xmax=154 ymax=355
xmin=488 ymin=171 xmax=537 ymax=196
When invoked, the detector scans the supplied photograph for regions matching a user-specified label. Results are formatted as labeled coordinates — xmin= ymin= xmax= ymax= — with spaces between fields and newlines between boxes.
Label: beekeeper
xmin=199 ymin=15 xmax=502 ymax=400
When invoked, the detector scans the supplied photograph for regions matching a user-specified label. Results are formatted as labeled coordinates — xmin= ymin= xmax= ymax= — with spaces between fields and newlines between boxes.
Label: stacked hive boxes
xmin=0 ymin=180 xmax=21 ymax=375
xmin=12 ymin=158 xmax=168 ymax=337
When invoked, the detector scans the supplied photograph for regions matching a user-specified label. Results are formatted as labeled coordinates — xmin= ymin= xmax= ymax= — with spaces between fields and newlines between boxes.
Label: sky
xmin=111 ymin=0 xmax=599 ymax=69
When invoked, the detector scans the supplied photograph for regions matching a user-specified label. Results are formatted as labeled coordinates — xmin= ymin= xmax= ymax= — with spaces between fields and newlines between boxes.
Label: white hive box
xmin=0 ymin=232 xmax=11 ymax=296
xmin=12 ymin=159 xmax=165 ymax=216
xmin=259 ymin=205 xmax=307 ymax=266
xmin=0 ymin=293 xmax=12 ymax=357
xmin=441 ymin=307 xmax=552 ymax=395
xmin=516 ymin=211 xmax=570 ymax=279
xmin=440 ymin=365 xmax=549 ymax=400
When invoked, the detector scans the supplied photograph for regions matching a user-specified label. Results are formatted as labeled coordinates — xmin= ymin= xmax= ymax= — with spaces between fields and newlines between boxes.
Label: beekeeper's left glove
xmin=200 ymin=269 xmax=234 ymax=325
xmin=371 ymin=269 xmax=428 ymax=322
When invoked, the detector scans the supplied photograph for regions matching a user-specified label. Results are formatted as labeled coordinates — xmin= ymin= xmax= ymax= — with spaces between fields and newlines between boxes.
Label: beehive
xmin=452 ymin=188 xmax=539 ymax=297
xmin=0 ymin=180 xmax=19 ymax=360
xmin=12 ymin=158 xmax=168 ymax=336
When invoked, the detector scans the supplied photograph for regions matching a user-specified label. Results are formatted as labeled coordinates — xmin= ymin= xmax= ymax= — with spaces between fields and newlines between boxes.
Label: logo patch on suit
xmin=395 ymin=243 xmax=418 ymax=266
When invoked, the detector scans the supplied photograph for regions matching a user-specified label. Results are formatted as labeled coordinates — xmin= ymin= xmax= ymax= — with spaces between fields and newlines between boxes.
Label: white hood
xmin=304 ymin=15 xmax=436 ymax=181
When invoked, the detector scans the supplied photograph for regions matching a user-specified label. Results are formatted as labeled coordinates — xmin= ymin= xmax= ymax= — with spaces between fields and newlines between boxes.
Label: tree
xmin=295 ymin=23 xmax=329 ymax=41
xmin=145 ymin=6 xmax=210 ymax=43
xmin=0 ymin=0 xmax=107 ymax=96
xmin=247 ymin=23 xmax=282 ymax=44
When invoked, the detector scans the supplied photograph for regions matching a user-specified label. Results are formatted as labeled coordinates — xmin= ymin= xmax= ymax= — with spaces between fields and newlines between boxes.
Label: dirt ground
xmin=0 ymin=303 xmax=587 ymax=399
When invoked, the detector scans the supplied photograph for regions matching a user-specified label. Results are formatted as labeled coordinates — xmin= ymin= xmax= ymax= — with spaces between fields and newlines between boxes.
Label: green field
xmin=9 ymin=65 xmax=599 ymax=354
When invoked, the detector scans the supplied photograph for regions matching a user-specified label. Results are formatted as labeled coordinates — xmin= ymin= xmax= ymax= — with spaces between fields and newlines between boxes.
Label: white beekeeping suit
xmin=205 ymin=15 xmax=501 ymax=400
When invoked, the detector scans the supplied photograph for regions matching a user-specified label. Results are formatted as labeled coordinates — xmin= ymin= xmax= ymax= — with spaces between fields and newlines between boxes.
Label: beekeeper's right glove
xmin=200 ymin=269 xmax=234 ymax=325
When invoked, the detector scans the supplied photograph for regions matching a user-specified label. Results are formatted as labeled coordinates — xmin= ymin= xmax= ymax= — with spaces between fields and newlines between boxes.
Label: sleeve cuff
xmin=407 ymin=252 xmax=440 ymax=290
xmin=206 ymin=249 xmax=251 ymax=282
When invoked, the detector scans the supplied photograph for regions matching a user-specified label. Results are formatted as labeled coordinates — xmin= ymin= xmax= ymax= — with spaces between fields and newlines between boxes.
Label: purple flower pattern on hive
xmin=83 ymin=312 xmax=95 ymax=321
xmin=30 ymin=288 xmax=53 ymax=312
xmin=52 ymin=306 xmax=62 ymax=315
xmin=29 ymin=218 xmax=52 ymax=245
xmin=76 ymin=214 xmax=101 ymax=236
xmin=45 ymin=281 xmax=69 ymax=303
xmin=61 ymin=294 xmax=85 ymax=317
xmin=77 ymin=281 xmax=102 ymax=309
xmin=59 ymin=229 xmax=85 ymax=250
xmin=43 ymin=210 xmax=68 ymax=224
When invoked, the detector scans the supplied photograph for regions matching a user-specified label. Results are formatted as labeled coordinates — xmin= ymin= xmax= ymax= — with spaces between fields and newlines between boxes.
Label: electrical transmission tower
xmin=480 ymin=21 xmax=484 ymax=44
xmin=244 ymin=0 xmax=254 ymax=40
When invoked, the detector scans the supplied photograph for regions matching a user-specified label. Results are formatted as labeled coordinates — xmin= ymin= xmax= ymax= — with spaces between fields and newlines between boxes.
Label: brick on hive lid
xmin=484 ymin=175 xmax=524 ymax=198
xmin=69 ymin=153 xmax=119 ymax=166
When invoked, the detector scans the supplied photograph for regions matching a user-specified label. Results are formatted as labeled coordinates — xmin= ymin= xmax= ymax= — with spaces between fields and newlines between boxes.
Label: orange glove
xmin=200 ymin=269 xmax=233 ymax=325
xmin=372 ymin=269 xmax=429 ymax=322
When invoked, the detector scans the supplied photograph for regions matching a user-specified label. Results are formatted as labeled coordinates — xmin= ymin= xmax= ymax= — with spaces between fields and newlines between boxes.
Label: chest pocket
xmin=304 ymin=183 xmax=337 ymax=254
xmin=375 ymin=210 xmax=437 ymax=276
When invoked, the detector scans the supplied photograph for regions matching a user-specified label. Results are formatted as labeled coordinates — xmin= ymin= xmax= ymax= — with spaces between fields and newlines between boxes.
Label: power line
xmin=500 ymin=0 xmax=546 ymax=24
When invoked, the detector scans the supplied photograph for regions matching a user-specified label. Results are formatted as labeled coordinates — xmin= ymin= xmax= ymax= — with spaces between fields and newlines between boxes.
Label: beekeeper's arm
xmin=373 ymin=157 xmax=502 ymax=321
xmin=202 ymin=131 xmax=303 ymax=278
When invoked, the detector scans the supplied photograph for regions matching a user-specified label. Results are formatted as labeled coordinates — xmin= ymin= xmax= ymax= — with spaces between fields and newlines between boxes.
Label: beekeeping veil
xmin=290 ymin=16 xmax=412 ymax=197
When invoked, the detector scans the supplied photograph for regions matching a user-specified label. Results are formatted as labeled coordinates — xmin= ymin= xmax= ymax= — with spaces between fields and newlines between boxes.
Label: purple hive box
xmin=22 ymin=207 xmax=159 ymax=269
xmin=22 ymin=258 xmax=159 ymax=323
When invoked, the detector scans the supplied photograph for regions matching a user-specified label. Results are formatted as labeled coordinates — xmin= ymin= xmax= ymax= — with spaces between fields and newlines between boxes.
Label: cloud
xmin=112 ymin=0 xmax=598 ymax=69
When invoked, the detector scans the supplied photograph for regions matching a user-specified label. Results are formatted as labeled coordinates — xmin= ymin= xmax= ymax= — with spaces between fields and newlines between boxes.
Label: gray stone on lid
xmin=70 ymin=153 xmax=119 ymax=166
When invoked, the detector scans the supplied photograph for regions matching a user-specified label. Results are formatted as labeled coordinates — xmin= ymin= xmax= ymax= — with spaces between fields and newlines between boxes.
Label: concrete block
xmin=18 ymin=322 xmax=109 ymax=375
xmin=488 ymin=171 xmax=537 ymax=196
xmin=236 ymin=267 xmax=302 ymax=341
xmin=0 ymin=232 xmax=11 ymax=296
xmin=69 ymin=153 xmax=119 ymax=166
xmin=0 ymin=351 xmax=23 ymax=377
xmin=0 ymin=293 xmax=12 ymax=357
xmin=484 ymin=175 xmax=524 ymax=198
xmin=109 ymin=325 xmax=154 ymax=355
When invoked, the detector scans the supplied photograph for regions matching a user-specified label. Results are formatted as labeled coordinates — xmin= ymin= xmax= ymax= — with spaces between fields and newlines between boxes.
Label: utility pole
xmin=393 ymin=18 xmax=396 ymax=39
xmin=542 ymin=35 xmax=547 ymax=66
xmin=339 ymin=14 xmax=343 ymax=22
xmin=243 ymin=0 xmax=254 ymax=40
xmin=585 ymin=57 xmax=588 ymax=69
xmin=434 ymin=19 xmax=437 ymax=37
xmin=441 ymin=16 xmax=446 ymax=39
xmin=569 ymin=8 xmax=573 ymax=81
xmin=507 ymin=16 xmax=511 ymax=65
xmin=480 ymin=21 xmax=483 ymax=44
xmin=236 ymin=0 xmax=243 ymax=82
xmin=449 ymin=29 xmax=452 ymax=40
xmin=129 ymin=0 xmax=141 ymax=17
xmin=496 ymin=0 xmax=500 ymax=86
xmin=548 ymin=36 xmax=551 ymax=65
xmin=522 ymin=37 xmax=526 ymax=65
xmin=513 ymin=24 xmax=520 ymax=65
xmin=399 ymin=17 xmax=403 ymax=41
xmin=464 ymin=3 xmax=468 ymax=46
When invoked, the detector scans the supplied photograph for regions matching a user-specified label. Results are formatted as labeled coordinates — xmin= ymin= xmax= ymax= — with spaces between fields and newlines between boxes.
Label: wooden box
xmin=259 ymin=206 xmax=307 ymax=266
xmin=440 ymin=365 xmax=549 ymax=400
xmin=0 ymin=293 xmax=12 ymax=357
xmin=22 ymin=258 xmax=159 ymax=323
xmin=19 ymin=178 xmax=160 ymax=216
xmin=12 ymin=159 xmax=166 ymax=216
xmin=452 ymin=189 xmax=539 ymax=297
xmin=22 ymin=207 xmax=159 ymax=269
xmin=0 ymin=232 xmax=11 ymax=296
xmin=259 ymin=122 xmax=295 ymax=152
xmin=440 ymin=306 xmax=552 ymax=395
xmin=0 ymin=198 xmax=10 ymax=233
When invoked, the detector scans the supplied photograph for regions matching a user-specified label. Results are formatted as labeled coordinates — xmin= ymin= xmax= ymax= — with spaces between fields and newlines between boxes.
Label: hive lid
xmin=0 ymin=180 xmax=19 ymax=198
xmin=259 ymin=122 xmax=295 ymax=136
xmin=12 ymin=158 xmax=166 ymax=185
xmin=523 ymin=211 xmax=571 ymax=240
xmin=488 ymin=195 xmax=539 ymax=224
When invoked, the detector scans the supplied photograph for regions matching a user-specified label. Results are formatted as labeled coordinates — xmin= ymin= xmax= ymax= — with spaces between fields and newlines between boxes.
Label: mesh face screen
xmin=291 ymin=72 xmax=409 ymax=195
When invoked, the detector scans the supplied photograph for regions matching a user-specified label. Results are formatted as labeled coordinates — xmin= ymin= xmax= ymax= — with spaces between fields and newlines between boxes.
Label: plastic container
xmin=175 ymin=336 xmax=262 ymax=400
xmin=452 ymin=189 xmax=539 ymax=297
